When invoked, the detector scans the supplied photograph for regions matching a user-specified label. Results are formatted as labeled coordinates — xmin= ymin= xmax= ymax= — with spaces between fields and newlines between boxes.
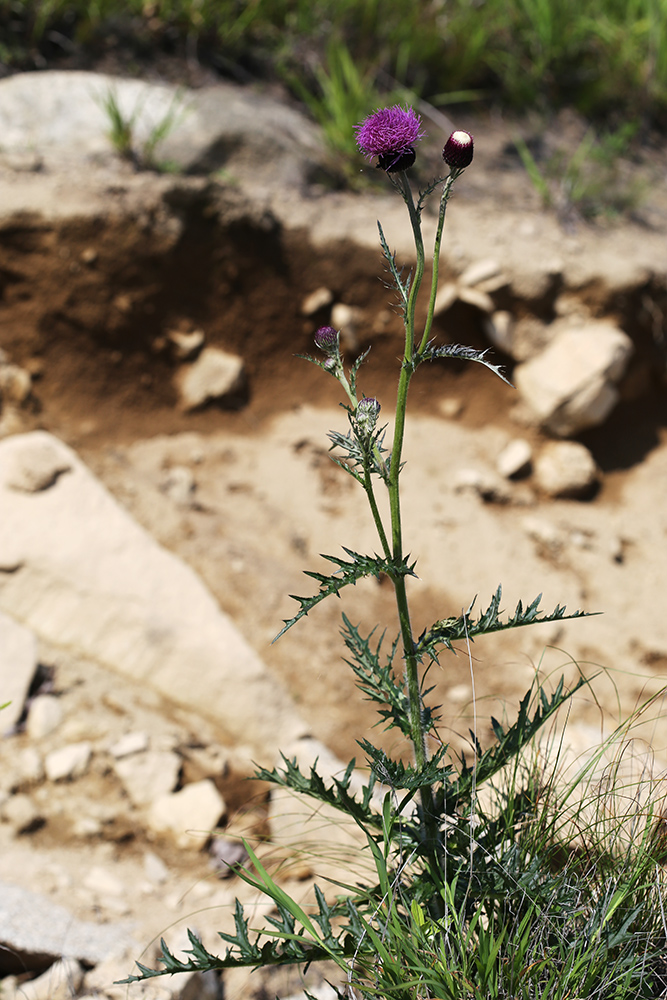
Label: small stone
xmin=209 ymin=836 xmax=248 ymax=877
xmin=160 ymin=465 xmax=196 ymax=507
xmin=485 ymin=311 xmax=513 ymax=354
xmin=80 ymin=247 xmax=98 ymax=265
xmin=432 ymin=281 xmax=459 ymax=316
xmin=497 ymin=439 xmax=532 ymax=479
xmin=301 ymin=287 xmax=333 ymax=315
xmin=4 ymin=436 xmax=71 ymax=492
xmin=522 ymin=515 xmax=565 ymax=550
xmin=148 ymin=779 xmax=226 ymax=849
xmin=453 ymin=467 xmax=511 ymax=504
xmin=15 ymin=747 xmax=44 ymax=786
xmin=0 ymin=363 xmax=32 ymax=404
xmin=26 ymin=694 xmax=63 ymax=740
xmin=438 ymin=397 xmax=463 ymax=419
xmin=2 ymin=793 xmax=41 ymax=834
xmin=167 ymin=328 xmax=205 ymax=361
xmin=534 ymin=441 xmax=599 ymax=499
xmin=113 ymin=750 xmax=181 ymax=806
xmin=457 ymin=286 xmax=495 ymax=313
xmin=459 ymin=259 xmax=501 ymax=287
xmin=330 ymin=303 xmax=362 ymax=352
xmin=175 ymin=347 xmax=245 ymax=412
xmin=83 ymin=866 xmax=125 ymax=897
xmin=45 ymin=741 xmax=92 ymax=782
xmin=144 ymin=851 xmax=169 ymax=884
xmin=109 ymin=730 xmax=149 ymax=758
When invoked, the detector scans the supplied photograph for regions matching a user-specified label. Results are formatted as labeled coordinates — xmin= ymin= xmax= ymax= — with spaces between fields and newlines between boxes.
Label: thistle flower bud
xmin=356 ymin=396 xmax=381 ymax=432
xmin=442 ymin=130 xmax=474 ymax=169
xmin=314 ymin=325 xmax=339 ymax=355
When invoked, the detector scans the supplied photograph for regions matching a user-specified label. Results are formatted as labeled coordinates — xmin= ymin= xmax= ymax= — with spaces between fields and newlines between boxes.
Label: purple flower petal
xmin=355 ymin=105 xmax=425 ymax=161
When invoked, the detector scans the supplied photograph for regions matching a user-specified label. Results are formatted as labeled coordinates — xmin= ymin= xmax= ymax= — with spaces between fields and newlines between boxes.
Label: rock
xmin=26 ymin=694 xmax=63 ymax=739
xmin=438 ymin=397 xmax=464 ymax=419
xmin=109 ymin=730 xmax=149 ymax=759
xmin=0 ymin=611 xmax=38 ymax=731
xmin=0 ymin=71 xmax=327 ymax=188
xmin=83 ymin=866 xmax=125 ymax=897
xmin=167 ymin=328 xmax=205 ymax=361
xmin=510 ymin=316 xmax=554 ymax=361
xmin=485 ymin=311 xmax=513 ymax=354
xmin=4 ymin=436 xmax=71 ymax=492
xmin=534 ymin=441 xmax=599 ymax=498
xmin=175 ymin=347 xmax=245 ymax=411
xmin=514 ymin=322 xmax=633 ymax=436
xmin=3 ymin=957 xmax=83 ymax=1000
xmin=14 ymin=747 xmax=44 ymax=786
xmin=452 ymin=467 xmax=512 ymax=504
xmin=209 ymin=837 xmax=248 ymax=877
xmin=144 ymin=851 xmax=169 ymax=884
xmin=0 ymin=363 xmax=32 ymax=405
xmin=457 ymin=286 xmax=495 ymax=313
xmin=497 ymin=439 xmax=532 ymax=479
xmin=0 ymin=432 xmax=308 ymax=760
xmin=113 ymin=750 xmax=181 ymax=806
xmin=0 ymin=880 xmax=135 ymax=971
xmin=44 ymin=741 xmax=92 ymax=782
xmin=301 ymin=287 xmax=333 ymax=315
xmin=330 ymin=303 xmax=362 ymax=352
xmin=459 ymin=258 xmax=502 ymax=287
xmin=1 ymin=793 xmax=41 ymax=834
xmin=148 ymin=779 xmax=225 ymax=849
xmin=160 ymin=465 xmax=196 ymax=507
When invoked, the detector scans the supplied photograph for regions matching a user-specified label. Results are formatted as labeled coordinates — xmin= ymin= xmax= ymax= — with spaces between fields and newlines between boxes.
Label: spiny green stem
xmin=418 ymin=170 xmax=460 ymax=356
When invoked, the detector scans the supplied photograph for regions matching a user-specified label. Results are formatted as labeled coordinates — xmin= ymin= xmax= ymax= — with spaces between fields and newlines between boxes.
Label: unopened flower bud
xmin=314 ymin=325 xmax=339 ymax=355
xmin=356 ymin=396 xmax=381 ymax=432
xmin=442 ymin=130 xmax=474 ymax=169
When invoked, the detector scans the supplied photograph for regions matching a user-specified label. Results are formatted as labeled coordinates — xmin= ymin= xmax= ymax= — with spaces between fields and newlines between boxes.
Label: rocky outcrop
xmin=0 ymin=431 xmax=308 ymax=759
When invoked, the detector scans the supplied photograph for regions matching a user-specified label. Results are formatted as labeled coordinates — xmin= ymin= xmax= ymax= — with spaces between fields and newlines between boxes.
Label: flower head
xmin=314 ymin=326 xmax=339 ymax=355
xmin=443 ymin=130 xmax=474 ymax=169
xmin=356 ymin=396 xmax=381 ymax=432
xmin=355 ymin=105 xmax=425 ymax=172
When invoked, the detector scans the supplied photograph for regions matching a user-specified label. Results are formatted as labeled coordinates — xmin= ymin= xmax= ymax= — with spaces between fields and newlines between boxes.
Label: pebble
xmin=534 ymin=441 xmax=599 ymax=499
xmin=301 ymin=286 xmax=333 ymax=315
xmin=148 ymin=779 xmax=226 ymax=850
xmin=45 ymin=741 xmax=92 ymax=782
xmin=4 ymin=436 xmax=71 ymax=492
xmin=496 ymin=438 xmax=532 ymax=479
xmin=27 ymin=694 xmax=63 ymax=740
xmin=109 ymin=730 xmax=150 ymax=759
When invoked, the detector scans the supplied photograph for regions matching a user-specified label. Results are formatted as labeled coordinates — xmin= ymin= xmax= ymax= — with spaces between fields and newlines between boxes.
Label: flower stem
xmin=418 ymin=171 xmax=459 ymax=356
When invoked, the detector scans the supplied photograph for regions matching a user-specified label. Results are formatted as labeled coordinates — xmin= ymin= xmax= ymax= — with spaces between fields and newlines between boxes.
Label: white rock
xmin=534 ymin=441 xmax=599 ymax=499
xmin=330 ymin=303 xmax=362 ymax=351
xmin=3 ymin=436 xmax=71 ymax=492
xmin=459 ymin=258 xmax=502 ymax=287
xmin=485 ymin=311 xmax=513 ymax=354
xmin=301 ymin=287 xmax=333 ymax=315
xmin=0 ymin=363 xmax=32 ymax=404
xmin=175 ymin=347 xmax=245 ymax=411
xmin=26 ymin=694 xmax=63 ymax=739
xmin=1 ymin=792 xmax=41 ymax=833
xmin=83 ymin=866 xmax=125 ymax=897
xmin=432 ymin=281 xmax=459 ymax=315
xmin=496 ymin=439 xmax=532 ymax=479
xmin=0 ymin=611 xmax=38 ymax=731
xmin=514 ymin=322 xmax=633 ymax=436
xmin=45 ymin=741 xmax=92 ymax=781
xmin=522 ymin=516 xmax=565 ymax=549
xmin=0 ymin=432 xmax=308 ymax=760
xmin=14 ymin=746 xmax=44 ymax=786
xmin=8 ymin=957 xmax=83 ymax=1000
xmin=510 ymin=316 xmax=553 ymax=361
xmin=457 ymin=285 xmax=495 ymax=313
xmin=144 ymin=851 xmax=169 ymax=884
xmin=452 ymin=467 xmax=511 ymax=503
xmin=110 ymin=730 xmax=149 ymax=758
xmin=167 ymin=328 xmax=205 ymax=360
xmin=148 ymin=779 xmax=225 ymax=849
xmin=114 ymin=750 xmax=181 ymax=806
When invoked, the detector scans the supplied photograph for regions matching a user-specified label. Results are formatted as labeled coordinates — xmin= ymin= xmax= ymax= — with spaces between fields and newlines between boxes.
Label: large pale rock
xmin=0 ymin=611 xmax=38 ymax=731
xmin=0 ymin=432 xmax=308 ymax=760
xmin=514 ymin=322 xmax=633 ymax=436
xmin=0 ymin=880 xmax=135 ymax=972
xmin=113 ymin=750 xmax=181 ymax=806
xmin=45 ymin=741 xmax=92 ymax=782
xmin=0 ymin=71 xmax=326 ymax=187
xmin=3 ymin=956 xmax=83 ymax=1000
xmin=148 ymin=779 xmax=225 ymax=849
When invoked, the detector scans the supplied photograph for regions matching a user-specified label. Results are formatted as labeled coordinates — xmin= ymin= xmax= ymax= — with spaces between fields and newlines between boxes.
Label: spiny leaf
xmin=416 ymin=585 xmax=595 ymax=656
xmin=274 ymin=549 xmax=417 ymax=642
xmin=416 ymin=342 xmax=513 ymax=386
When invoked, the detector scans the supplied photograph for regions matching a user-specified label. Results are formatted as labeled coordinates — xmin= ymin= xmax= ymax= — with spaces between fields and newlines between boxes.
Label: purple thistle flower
xmin=443 ymin=130 xmax=474 ymax=169
xmin=314 ymin=325 xmax=339 ymax=355
xmin=355 ymin=105 xmax=425 ymax=172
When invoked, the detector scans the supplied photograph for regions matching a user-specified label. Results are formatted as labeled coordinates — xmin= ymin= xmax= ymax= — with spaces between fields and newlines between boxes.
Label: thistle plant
xmin=123 ymin=107 xmax=667 ymax=1000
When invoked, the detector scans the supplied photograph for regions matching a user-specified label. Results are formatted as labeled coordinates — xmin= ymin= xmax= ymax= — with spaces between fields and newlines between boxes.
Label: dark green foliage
xmin=274 ymin=549 xmax=417 ymax=641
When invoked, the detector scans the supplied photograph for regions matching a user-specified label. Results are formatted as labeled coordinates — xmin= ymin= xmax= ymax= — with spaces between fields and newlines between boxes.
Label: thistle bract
xmin=314 ymin=325 xmax=339 ymax=354
xmin=443 ymin=130 xmax=474 ymax=169
xmin=356 ymin=396 xmax=381 ymax=432
xmin=355 ymin=105 xmax=425 ymax=171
